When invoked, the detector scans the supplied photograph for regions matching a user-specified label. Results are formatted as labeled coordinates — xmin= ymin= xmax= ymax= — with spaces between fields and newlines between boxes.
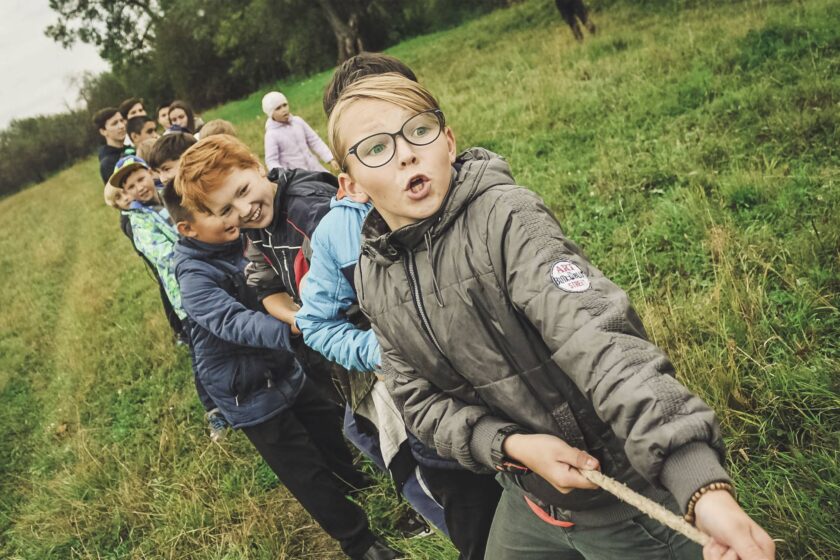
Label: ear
xmin=444 ymin=126 xmax=457 ymax=164
xmin=176 ymin=221 xmax=196 ymax=238
xmin=99 ymin=127 xmax=107 ymax=138
xmin=339 ymin=172 xmax=370 ymax=204
xmin=129 ymin=132 xmax=139 ymax=144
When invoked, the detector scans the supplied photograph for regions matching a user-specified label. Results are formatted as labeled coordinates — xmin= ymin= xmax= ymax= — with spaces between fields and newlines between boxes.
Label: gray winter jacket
xmin=357 ymin=148 xmax=731 ymax=525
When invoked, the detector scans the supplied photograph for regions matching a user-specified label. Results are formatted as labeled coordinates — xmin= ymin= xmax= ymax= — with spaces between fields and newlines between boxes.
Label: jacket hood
xmin=361 ymin=147 xmax=515 ymax=266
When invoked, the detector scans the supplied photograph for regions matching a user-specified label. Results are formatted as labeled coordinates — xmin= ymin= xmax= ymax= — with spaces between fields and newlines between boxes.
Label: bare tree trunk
xmin=314 ymin=0 xmax=364 ymax=63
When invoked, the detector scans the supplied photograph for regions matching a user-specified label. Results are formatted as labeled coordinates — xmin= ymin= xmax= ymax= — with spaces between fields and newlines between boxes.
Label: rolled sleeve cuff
xmin=660 ymin=441 xmax=732 ymax=513
xmin=468 ymin=416 xmax=520 ymax=471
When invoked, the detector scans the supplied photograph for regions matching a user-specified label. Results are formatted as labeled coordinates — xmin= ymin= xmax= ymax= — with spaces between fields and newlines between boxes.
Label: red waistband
xmin=524 ymin=496 xmax=575 ymax=528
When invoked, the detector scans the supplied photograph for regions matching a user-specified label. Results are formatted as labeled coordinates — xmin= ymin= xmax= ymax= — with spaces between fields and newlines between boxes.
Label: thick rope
xmin=581 ymin=469 xmax=711 ymax=546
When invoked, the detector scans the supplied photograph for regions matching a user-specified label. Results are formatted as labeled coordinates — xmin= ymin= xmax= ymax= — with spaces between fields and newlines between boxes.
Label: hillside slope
xmin=1 ymin=0 xmax=838 ymax=557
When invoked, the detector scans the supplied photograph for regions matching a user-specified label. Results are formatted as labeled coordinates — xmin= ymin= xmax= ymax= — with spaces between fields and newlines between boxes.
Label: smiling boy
xmin=326 ymin=73 xmax=775 ymax=560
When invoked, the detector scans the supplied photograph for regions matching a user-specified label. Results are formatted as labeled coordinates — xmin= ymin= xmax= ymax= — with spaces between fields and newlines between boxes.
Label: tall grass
xmin=1 ymin=0 xmax=838 ymax=557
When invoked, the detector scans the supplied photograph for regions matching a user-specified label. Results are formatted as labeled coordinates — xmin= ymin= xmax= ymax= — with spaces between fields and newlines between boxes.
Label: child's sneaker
xmin=394 ymin=510 xmax=433 ymax=539
xmin=205 ymin=408 xmax=228 ymax=443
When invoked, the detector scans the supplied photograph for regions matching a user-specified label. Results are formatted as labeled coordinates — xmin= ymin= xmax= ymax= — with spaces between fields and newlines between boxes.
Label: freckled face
xmin=203 ymin=167 xmax=276 ymax=230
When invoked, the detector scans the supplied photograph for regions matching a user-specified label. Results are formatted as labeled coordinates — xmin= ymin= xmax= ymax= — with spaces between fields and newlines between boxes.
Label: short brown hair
xmin=323 ymin=52 xmax=417 ymax=116
xmin=161 ymin=179 xmax=193 ymax=224
xmin=135 ymin=138 xmax=157 ymax=161
xmin=146 ymin=132 xmax=197 ymax=169
xmin=199 ymin=119 xmax=237 ymax=138
xmin=328 ymin=73 xmax=439 ymax=169
xmin=176 ymin=134 xmax=260 ymax=211
xmin=93 ymin=107 xmax=119 ymax=130
xmin=119 ymin=97 xmax=144 ymax=119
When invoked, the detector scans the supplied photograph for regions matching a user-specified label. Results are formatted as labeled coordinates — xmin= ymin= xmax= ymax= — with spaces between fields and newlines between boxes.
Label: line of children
xmin=95 ymin=53 xmax=774 ymax=560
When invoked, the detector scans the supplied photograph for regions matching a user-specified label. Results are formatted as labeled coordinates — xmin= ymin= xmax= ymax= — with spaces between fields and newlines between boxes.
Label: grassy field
xmin=1 ymin=0 xmax=838 ymax=557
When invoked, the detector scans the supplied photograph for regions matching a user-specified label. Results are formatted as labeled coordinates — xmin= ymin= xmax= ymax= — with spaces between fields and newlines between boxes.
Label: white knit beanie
xmin=261 ymin=91 xmax=288 ymax=116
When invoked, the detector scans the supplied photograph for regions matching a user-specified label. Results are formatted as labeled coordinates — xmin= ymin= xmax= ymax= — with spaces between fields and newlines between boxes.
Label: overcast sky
xmin=0 ymin=1 xmax=110 ymax=128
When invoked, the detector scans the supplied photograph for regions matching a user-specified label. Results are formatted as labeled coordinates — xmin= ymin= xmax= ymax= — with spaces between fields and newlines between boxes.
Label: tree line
xmin=0 ymin=0 xmax=510 ymax=198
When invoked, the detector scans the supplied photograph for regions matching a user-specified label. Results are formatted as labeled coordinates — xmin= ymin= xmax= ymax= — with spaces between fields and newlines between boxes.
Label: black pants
xmin=292 ymin=337 xmax=348 ymax=408
xmin=241 ymin=378 xmax=375 ymax=559
xmin=420 ymin=466 xmax=502 ymax=560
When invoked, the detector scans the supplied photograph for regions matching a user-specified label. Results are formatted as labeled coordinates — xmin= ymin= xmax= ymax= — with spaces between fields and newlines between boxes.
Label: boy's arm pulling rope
xmin=580 ymin=469 xmax=711 ymax=547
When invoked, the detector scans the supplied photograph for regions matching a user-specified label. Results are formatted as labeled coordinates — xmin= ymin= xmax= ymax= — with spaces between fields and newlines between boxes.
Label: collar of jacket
xmin=177 ymin=234 xmax=246 ymax=260
xmin=360 ymin=147 xmax=514 ymax=266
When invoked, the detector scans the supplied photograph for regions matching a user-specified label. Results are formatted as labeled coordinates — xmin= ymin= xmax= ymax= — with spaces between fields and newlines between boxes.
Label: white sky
xmin=0 ymin=0 xmax=110 ymax=128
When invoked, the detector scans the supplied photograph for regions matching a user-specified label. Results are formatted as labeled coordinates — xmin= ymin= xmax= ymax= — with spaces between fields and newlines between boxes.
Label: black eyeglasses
xmin=345 ymin=109 xmax=445 ymax=169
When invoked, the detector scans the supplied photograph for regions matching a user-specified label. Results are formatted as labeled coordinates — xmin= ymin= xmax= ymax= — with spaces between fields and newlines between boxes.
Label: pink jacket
xmin=264 ymin=116 xmax=333 ymax=172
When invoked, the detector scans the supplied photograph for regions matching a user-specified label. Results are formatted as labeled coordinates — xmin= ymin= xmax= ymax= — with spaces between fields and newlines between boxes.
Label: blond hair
xmin=135 ymin=137 xmax=157 ymax=161
xmin=200 ymin=119 xmax=237 ymax=138
xmin=103 ymin=184 xmax=129 ymax=209
xmin=328 ymin=73 xmax=440 ymax=169
xmin=175 ymin=134 xmax=260 ymax=212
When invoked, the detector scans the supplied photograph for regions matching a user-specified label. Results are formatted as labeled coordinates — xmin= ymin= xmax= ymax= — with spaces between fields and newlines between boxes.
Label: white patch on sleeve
xmin=550 ymin=260 xmax=590 ymax=292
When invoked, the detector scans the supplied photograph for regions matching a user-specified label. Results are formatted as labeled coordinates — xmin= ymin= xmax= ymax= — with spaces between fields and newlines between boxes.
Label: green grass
xmin=1 ymin=0 xmax=838 ymax=557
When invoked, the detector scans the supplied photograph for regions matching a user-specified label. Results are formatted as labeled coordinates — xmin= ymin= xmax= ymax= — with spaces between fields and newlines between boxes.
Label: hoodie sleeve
xmin=486 ymin=187 xmax=730 ymax=511
xmin=178 ymin=259 xmax=292 ymax=351
xmin=376 ymin=327 xmax=513 ymax=474
xmin=298 ymin=117 xmax=334 ymax=163
xmin=264 ymin=124 xmax=282 ymax=171
xmin=297 ymin=222 xmax=380 ymax=372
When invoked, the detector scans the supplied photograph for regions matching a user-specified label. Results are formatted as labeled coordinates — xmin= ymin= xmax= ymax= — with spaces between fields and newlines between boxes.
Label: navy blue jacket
xmin=174 ymin=235 xmax=304 ymax=428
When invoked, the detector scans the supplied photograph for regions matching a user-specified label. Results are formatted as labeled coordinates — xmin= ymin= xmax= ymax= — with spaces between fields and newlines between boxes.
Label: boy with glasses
xmin=327 ymin=73 xmax=775 ymax=560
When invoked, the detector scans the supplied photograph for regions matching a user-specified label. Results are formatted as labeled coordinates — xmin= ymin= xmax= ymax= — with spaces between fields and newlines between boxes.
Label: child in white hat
xmin=261 ymin=91 xmax=338 ymax=173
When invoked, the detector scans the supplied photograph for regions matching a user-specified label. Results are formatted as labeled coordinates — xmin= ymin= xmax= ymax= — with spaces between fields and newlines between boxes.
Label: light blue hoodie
xmin=297 ymin=197 xmax=380 ymax=372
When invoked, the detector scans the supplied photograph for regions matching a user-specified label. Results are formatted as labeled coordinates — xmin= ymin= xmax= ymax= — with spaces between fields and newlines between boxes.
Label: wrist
xmin=684 ymin=481 xmax=735 ymax=525
xmin=491 ymin=427 xmax=530 ymax=473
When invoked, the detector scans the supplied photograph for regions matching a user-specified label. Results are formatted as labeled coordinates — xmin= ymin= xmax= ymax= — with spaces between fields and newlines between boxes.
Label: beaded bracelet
xmin=684 ymin=481 xmax=735 ymax=525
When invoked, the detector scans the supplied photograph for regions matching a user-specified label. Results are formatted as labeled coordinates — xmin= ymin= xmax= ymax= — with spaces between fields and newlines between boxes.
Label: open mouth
xmin=405 ymin=175 xmax=431 ymax=199
xmin=406 ymin=175 xmax=429 ymax=193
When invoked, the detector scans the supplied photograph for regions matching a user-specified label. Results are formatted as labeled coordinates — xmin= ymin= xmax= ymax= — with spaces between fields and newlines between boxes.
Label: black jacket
xmin=98 ymin=144 xmax=133 ymax=184
xmin=244 ymin=167 xmax=337 ymax=303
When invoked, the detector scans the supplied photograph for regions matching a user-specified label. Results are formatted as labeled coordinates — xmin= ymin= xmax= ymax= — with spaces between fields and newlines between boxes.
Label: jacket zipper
xmin=266 ymin=230 xmax=297 ymax=300
xmin=403 ymin=250 xmax=447 ymax=357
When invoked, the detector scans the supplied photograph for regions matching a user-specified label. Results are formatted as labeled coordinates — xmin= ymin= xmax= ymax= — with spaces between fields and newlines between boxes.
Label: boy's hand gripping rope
xmin=580 ymin=469 xmax=711 ymax=546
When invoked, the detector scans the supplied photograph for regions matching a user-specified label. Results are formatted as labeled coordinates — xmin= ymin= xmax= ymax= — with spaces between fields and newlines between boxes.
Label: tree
xmin=45 ymin=0 xmax=163 ymax=67
xmin=313 ymin=0 xmax=365 ymax=63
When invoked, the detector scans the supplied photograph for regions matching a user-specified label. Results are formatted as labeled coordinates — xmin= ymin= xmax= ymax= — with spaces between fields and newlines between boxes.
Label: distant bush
xmin=0 ymin=111 xmax=99 ymax=198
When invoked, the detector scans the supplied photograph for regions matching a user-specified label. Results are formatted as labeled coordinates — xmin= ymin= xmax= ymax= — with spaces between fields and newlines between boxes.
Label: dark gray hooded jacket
xmin=357 ymin=148 xmax=730 ymax=525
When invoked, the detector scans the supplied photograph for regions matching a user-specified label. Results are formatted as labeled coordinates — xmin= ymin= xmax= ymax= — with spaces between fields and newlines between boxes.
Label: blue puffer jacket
xmin=174 ymin=235 xmax=304 ymax=428
xmin=297 ymin=197 xmax=380 ymax=372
